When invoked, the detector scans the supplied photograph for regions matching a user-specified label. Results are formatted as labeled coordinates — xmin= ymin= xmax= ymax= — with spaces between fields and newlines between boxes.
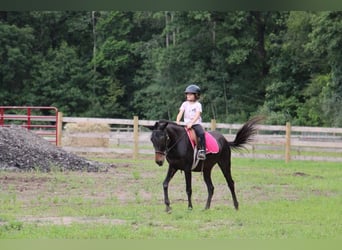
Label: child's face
xmin=186 ymin=93 xmax=196 ymax=101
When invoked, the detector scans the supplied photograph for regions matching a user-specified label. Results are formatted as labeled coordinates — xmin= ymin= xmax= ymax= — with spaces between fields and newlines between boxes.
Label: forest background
xmin=1 ymin=11 xmax=342 ymax=126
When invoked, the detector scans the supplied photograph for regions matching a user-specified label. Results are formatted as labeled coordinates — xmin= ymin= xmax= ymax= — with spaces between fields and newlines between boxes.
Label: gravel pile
xmin=0 ymin=126 xmax=107 ymax=172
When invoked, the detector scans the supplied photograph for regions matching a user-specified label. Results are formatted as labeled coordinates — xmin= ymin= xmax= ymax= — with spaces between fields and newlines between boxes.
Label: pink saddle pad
xmin=185 ymin=129 xmax=219 ymax=154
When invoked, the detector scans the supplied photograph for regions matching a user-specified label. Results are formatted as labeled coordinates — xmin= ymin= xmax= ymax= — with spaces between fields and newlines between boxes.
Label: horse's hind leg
xmin=203 ymin=167 xmax=214 ymax=209
xmin=163 ymin=166 xmax=177 ymax=213
xmin=219 ymin=159 xmax=239 ymax=210
xmin=226 ymin=170 xmax=239 ymax=210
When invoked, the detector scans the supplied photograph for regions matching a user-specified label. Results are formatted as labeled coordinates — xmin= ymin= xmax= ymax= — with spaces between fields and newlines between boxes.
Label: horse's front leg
xmin=184 ymin=170 xmax=193 ymax=210
xmin=163 ymin=166 xmax=177 ymax=213
xmin=203 ymin=167 xmax=214 ymax=210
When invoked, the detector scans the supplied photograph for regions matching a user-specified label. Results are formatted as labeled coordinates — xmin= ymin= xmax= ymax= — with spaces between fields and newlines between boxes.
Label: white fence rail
xmin=60 ymin=116 xmax=342 ymax=163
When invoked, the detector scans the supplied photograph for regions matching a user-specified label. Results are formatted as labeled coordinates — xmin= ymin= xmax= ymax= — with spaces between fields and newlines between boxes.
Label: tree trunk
xmin=251 ymin=11 xmax=269 ymax=77
xmin=165 ymin=11 xmax=169 ymax=47
xmin=92 ymin=11 xmax=97 ymax=72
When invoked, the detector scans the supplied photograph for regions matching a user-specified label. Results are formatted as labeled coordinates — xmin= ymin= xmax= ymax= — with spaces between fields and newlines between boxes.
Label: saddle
xmin=185 ymin=128 xmax=219 ymax=169
xmin=185 ymin=128 xmax=219 ymax=154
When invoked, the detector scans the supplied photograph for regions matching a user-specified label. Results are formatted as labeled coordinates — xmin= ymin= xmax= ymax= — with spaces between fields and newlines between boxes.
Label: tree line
xmin=1 ymin=11 xmax=341 ymax=126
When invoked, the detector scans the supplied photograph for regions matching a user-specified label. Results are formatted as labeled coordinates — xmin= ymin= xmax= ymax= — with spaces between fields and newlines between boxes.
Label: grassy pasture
xmin=0 ymin=158 xmax=341 ymax=239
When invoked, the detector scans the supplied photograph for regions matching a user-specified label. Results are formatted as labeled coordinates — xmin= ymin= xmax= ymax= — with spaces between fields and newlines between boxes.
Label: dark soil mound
xmin=0 ymin=126 xmax=107 ymax=172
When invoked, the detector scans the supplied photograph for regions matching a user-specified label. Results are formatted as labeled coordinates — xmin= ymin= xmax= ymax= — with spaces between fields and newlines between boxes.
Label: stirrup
xmin=197 ymin=150 xmax=206 ymax=160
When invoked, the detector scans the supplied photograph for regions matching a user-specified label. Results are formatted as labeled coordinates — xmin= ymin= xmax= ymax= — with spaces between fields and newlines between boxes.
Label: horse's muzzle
xmin=155 ymin=152 xmax=165 ymax=166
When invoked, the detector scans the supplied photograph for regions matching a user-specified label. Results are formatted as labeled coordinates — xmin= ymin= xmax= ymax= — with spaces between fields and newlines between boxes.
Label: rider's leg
xmin=193 ymin=124 xmax=206 ymax=160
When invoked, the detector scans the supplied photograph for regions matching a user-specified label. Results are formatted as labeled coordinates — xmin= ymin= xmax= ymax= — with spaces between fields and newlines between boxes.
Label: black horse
xmin=147 ymin=116 xmax=263 ymax=212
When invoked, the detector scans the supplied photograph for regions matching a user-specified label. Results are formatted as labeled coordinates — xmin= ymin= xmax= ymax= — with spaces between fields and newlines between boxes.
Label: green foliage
xmin=26 ymin=41 xmax=93 ymax=116
xmin=306 ymin=11 xmax=342 ymax=126
xmin=0 ymin=11 xmax=342 ymax=126
xmin=0 ymin=22 xmax=34 ymax=105
xmin=296 ymin=74 xmax=330 ymax=126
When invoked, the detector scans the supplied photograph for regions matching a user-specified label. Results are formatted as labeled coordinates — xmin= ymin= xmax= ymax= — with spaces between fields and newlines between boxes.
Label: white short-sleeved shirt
xmin=179 ymin=101 xmax=202 ymax=124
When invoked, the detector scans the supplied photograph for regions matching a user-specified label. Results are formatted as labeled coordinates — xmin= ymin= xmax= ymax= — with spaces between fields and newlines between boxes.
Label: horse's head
xmin=146 ymin=121 xmax=169 ymax=166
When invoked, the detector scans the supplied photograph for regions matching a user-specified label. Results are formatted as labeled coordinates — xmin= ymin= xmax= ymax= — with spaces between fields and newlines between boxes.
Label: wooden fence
xmin=60 ymin=115 xmax=342 ymax=163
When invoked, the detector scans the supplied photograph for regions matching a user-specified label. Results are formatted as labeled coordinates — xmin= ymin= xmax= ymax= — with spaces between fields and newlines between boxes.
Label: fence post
xmin=27 ymin=107 xmax=31 ymax=130
xmin=133 ymin=116 xmax=139 ymax=159
xmin=285 ymin=122 xmax=291 ymax=163
xmin=210 ymin=119 xmax=216 ymax=131
xmin=57 ymin=112 xmax=63 ymax=147
xmin=0 ymin=107 xmax=4 ymax=125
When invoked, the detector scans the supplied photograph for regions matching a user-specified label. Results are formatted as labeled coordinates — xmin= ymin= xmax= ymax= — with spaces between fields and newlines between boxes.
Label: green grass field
xmin=0 ymin=158 xmax=341 ymax=239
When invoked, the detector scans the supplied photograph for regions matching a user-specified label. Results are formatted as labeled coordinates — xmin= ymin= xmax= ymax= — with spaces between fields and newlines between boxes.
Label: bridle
xmin=153 ymin=129 xmax=169 ymax=156
xmin=153 ymin=127 xmax=187 ymax=156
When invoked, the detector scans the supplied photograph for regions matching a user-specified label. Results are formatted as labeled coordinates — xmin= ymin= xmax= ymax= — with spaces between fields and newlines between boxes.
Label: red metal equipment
xmin=0 ymin=106 xmax=59 ymax=145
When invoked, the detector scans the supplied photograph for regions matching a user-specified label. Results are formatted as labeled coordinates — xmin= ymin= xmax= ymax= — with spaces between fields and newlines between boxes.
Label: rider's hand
xmin=186 ymin=123 xmax=193 ymax=129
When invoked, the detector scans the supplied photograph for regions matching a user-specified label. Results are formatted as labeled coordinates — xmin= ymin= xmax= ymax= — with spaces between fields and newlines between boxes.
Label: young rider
xmin=176 ymin=84 xmax=206 ymax=160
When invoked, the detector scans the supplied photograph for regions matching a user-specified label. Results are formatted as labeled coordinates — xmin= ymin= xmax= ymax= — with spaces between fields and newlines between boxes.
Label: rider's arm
xmin=176 ymin=109 xmax=184 ymax=125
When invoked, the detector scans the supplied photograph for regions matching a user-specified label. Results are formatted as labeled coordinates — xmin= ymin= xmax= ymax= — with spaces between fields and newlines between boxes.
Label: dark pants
xmin=192 ymin=124 xmax=206 ymax=151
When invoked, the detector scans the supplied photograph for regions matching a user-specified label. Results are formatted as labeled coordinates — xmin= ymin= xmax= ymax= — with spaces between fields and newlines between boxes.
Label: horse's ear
xmin=143 ymin=121 xmax=159 ymax=131
xmin=143 ymin=125 xmax=156 ymax=130
xmin=144 ymin=121 xmax=168 ymax=131
xmin=159 ymin=121 xmax=168 ymax=130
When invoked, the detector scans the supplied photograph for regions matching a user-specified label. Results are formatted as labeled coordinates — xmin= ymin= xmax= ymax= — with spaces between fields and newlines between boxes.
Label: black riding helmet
xmin=184 ymin=84 xmax=201 ymax=100
xmin=184 ymin=84 xmax=201 ymax=94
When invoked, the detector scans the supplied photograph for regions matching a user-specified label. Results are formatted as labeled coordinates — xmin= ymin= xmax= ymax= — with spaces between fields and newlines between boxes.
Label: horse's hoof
xmin=165 ymin=207 xmax=172 ymax=213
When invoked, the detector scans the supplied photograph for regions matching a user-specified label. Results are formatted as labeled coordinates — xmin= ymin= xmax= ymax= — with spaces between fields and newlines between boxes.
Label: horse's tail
xmin=228 ymin=116 xmax=264 ymax=150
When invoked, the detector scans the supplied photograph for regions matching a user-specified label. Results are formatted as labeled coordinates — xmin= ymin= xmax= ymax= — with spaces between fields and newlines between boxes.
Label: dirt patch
xmin=292 ymin=172 xmax=309 ymax=177
xmin=19 ymin=216 xmax=126 ymax=226
xmin=0 ymin=174 xmax=50 ymax=193
xmin=0 ymin=162 xmax=151 ymax=211
xmin=0 ymin=163 xmax=144 ymax=226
